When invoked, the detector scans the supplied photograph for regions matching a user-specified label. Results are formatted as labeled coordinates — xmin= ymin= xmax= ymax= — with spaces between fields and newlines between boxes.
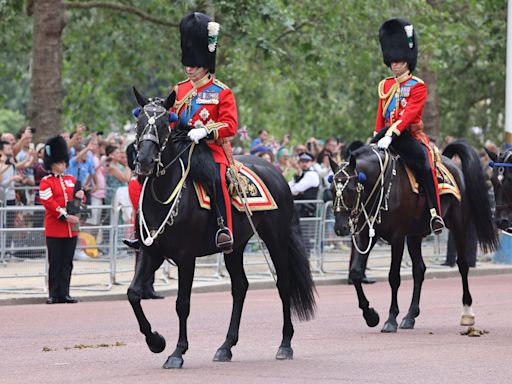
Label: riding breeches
xmin=388 ymin=130 xmax=441 ymax=213
xmin=214 ymin=163 xmax=233 ymax=231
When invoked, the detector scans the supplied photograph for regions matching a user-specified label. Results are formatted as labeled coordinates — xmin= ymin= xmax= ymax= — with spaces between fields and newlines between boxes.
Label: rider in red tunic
xmin=171 ymin=12 xmax=238 ymax=252
xmin=372 ymin=18 xmax=444 ymax=234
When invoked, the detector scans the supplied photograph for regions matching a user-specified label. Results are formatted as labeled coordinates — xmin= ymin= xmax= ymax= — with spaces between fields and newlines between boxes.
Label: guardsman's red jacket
xmin=39 ymin=174 xmax=79 ymax=238
xmin=375 ymin=72 xmax=429 ymax=146
xmin=171 ymin=73 xmax=238 ymax=165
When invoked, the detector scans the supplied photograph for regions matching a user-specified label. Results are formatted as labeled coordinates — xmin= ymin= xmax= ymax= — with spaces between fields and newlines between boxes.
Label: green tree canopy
xmin=0 ymin=0 xmax=506 ymax=146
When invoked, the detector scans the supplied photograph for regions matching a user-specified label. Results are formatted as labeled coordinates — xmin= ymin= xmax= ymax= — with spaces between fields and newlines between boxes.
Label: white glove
xmin=187 ymin=127 xmax=208 ymax=143
xmin=377 ymin=136 xmax=392 ymax=150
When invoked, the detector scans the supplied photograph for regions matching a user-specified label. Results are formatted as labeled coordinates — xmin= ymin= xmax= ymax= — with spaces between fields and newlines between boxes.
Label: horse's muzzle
xmin=334 ymin=221 xmax=350 ymax=237
xmin=135 ymin=162 xmax=153 ymax=177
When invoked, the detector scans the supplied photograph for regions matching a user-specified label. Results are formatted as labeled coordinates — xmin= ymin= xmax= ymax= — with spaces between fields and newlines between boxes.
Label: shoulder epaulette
xmin=177 ymin=78 xmax=189 ymax=85
xmin=378 ymin=78 xmax=389 ymax=98
xmin=412 ymin=76 xmax=424 ymax=84
xmin=213 ymin=78 xmax=230 ymax=90
xmin=42 ymin=174 xmax=51 ymax=180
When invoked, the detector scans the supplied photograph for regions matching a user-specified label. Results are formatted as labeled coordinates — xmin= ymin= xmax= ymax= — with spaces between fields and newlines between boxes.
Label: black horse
xmin=329 ymin=140 xmax=498 ymax=332
xmin=127 ymin=89 xmax=315 ymax=368
xmin=486 ymin=147 xmax=512 ymax=231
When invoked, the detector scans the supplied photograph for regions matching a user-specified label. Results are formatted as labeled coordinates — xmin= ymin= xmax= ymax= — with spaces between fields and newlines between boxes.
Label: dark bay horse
xmin=486 ymin=147 xmax=512 ymax=231
xmin=127 ymin=89 xmax=315 ymax=368
xmin=329 ymin=140 xmax=498 ymax=332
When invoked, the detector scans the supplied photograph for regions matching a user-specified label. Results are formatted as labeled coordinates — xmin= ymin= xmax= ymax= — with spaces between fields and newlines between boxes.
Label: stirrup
xmin=215 ymin=227 xmax=233 ymax=254
xmin=429 ymin=209 xmax=444 ymax=235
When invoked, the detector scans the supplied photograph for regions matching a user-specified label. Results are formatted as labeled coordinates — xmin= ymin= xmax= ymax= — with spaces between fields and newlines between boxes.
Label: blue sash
xmin=385 ymin=78 xmax=418 ymax=121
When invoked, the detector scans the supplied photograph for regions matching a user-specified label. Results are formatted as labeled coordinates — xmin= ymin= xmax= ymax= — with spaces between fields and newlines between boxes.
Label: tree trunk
xmin=421 ymin=68 xmax=440 ymax=142
xmin=29 ymin=0 xmax=66 ymax=140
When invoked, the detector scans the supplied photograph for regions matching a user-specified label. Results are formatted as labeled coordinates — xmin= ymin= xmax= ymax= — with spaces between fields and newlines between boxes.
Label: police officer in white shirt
xmin=289 ymin=152 xmax=320 ymax=217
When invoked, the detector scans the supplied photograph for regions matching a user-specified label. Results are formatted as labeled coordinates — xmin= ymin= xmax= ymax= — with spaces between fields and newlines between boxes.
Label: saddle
xmin=403 ymin=146 xmax=461 ymax=201
xmin=193 ymin=160 xmax=278 ymax=212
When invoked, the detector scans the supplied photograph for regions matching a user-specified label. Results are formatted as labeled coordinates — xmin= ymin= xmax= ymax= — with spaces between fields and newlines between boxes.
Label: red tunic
xmin=375 ymin=73 xmax=429 ymax=146
xmin=375 ymin=73 xmax=440 ymax=209
xmin=39 ymin=174 xmax=79 ymax=238
xmin=171 ymin=73 xmax=238 ymax=165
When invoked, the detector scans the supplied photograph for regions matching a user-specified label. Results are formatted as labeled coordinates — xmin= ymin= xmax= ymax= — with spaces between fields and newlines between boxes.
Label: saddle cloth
xmin=404 ymin=158 xmax=461 ymax=201
xmin=193 ymin=160 xmax=279 ymax=212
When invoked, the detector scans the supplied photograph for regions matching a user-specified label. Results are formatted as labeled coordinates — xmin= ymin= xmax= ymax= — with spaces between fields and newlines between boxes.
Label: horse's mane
xmin=172 ymin=122 xmax=216 ymax=191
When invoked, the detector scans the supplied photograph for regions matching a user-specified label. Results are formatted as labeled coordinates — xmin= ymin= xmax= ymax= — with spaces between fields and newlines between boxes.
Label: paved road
xmin=1 ymin=274 xmax=511 ymax=384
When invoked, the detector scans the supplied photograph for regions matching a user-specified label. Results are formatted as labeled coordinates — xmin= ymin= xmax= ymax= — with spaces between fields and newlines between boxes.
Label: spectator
xmin=66 ymin=140 xmax=95 ymax=193
xmin=32 ymin=143 xmax=48 ymax=228
xmin=86 ymin=137 xmax=107 ymax=227
xmin=289 ymin=152 xmax=321 ymax=217
xmin=15 ymin=127 xmax=37 ymax=204
xmin=256 ymin=150 xmax=275 ymax=164
xmin=289 ymin=152 xmax=321 ymax=254
xmin=39 ymin=136 xmax=83 ymax=304
xmin=104 ymin=144 xmax=131 ymax=206
xmin=276 ymin=147 xmax=295 ymax=182
xmin=305 ymin=137 xmax=321 ymax=158
xmin=0 ymin=141 xmax=23 ymax=253
xmin=250 ymin=129 xmax=269 ymax=155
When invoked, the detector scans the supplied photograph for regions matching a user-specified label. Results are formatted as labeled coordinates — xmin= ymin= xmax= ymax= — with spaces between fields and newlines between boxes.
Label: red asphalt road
xmin=1 ymin=274 xmax=511 ymax=384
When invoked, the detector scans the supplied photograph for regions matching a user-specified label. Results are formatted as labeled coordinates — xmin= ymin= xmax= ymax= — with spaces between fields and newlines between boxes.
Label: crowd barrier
xmin=0 ymin=197 xmax=480 ymax=294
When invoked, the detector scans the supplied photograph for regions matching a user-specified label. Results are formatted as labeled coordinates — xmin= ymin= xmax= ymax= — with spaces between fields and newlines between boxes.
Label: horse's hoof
xmin=213 ymin=348 xmax=232 ymax=362
xmin=363 ymin=307 xmax=380 ymax=327
xmin=163 ymin=356 xmax=184 ymax=369
xmin=276 ymin=346 xmax=294 ymax=360
xmin=461 ymin=314 xmax=475 ymax=327
xmin=146 ymin=331 xmax=166 ymax=353
xmin=381 ymin=320 xmax=398 ymax=333
xmin=400 ymin=317 xmax=415 ymax=329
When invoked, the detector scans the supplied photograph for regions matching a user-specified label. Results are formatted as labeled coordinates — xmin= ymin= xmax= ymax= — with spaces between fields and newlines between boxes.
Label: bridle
xmin=136 ymin=99 xmax=173 ymax=175
xmin=332 ymin=162 xmax=364 ymax=215
xmin=332 ymin=147 xmax=395 ymax=254
xmin=490 ymin=150 xmax=512 ymax=210
xmin=135 ymin=99 xmax=193 ymax=178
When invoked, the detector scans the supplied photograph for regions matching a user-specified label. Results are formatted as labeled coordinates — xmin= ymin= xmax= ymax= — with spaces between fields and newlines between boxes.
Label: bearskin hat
xmin=43 ymin=135 xmax=69 ymax=170
xmin=379 ymin=18 xmax=418 ymax=72
xmin=180 ymin=12 xmax=219 ymax=74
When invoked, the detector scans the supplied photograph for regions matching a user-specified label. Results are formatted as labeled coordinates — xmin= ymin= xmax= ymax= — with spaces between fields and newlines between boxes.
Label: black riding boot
xmin=214 ymin=164 xmax=233 ymax=253
xmin=123 ymin=238 xmax=140 ymax=250
xmin=420 ymin=170 xmax=444 ymax=235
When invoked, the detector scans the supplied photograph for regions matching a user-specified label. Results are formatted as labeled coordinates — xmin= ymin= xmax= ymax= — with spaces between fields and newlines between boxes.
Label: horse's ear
xmin=484 ymin=146 xmax=498 ymax=162
xmin=349 ymin=154 xmax=356 ymax=169
xmin=133 ymin=87 xmax=148 ymax=107
xmin=329 ymin=157 xmax=338 ymax=173
xmin=163 ymin=91 xmax=176 ymax=111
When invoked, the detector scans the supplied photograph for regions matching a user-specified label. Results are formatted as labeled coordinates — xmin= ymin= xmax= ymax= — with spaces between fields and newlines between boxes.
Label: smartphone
xmin=29 ymin=143 xmax=35 ymax=151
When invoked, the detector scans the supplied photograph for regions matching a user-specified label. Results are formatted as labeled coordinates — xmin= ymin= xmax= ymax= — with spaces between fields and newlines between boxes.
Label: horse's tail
xmin=443 ymin=140 xmax=499 ymax=252
xmin=287 ymin=211 xmax=317 ymax=321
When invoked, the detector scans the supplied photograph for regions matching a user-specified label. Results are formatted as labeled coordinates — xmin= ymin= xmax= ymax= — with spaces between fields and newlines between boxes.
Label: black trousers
xmin=373 ymin=130 xmax=440 ymax=213
xmin=47 ymin=236 xmax=77 ymax=299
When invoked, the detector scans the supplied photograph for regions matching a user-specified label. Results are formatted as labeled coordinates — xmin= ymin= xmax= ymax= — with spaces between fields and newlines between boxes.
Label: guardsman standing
xmin=40 ymin=136 xmax=83 ymax=304
xmin=372 ymin=18 xmax=444 ymax=234
xmin=171 ymin=12 xmax=238 ymax=253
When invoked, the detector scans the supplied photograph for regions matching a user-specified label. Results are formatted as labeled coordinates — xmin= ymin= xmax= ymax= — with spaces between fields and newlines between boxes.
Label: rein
xmin=333 ymin=146 xmax=395 ymax=254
